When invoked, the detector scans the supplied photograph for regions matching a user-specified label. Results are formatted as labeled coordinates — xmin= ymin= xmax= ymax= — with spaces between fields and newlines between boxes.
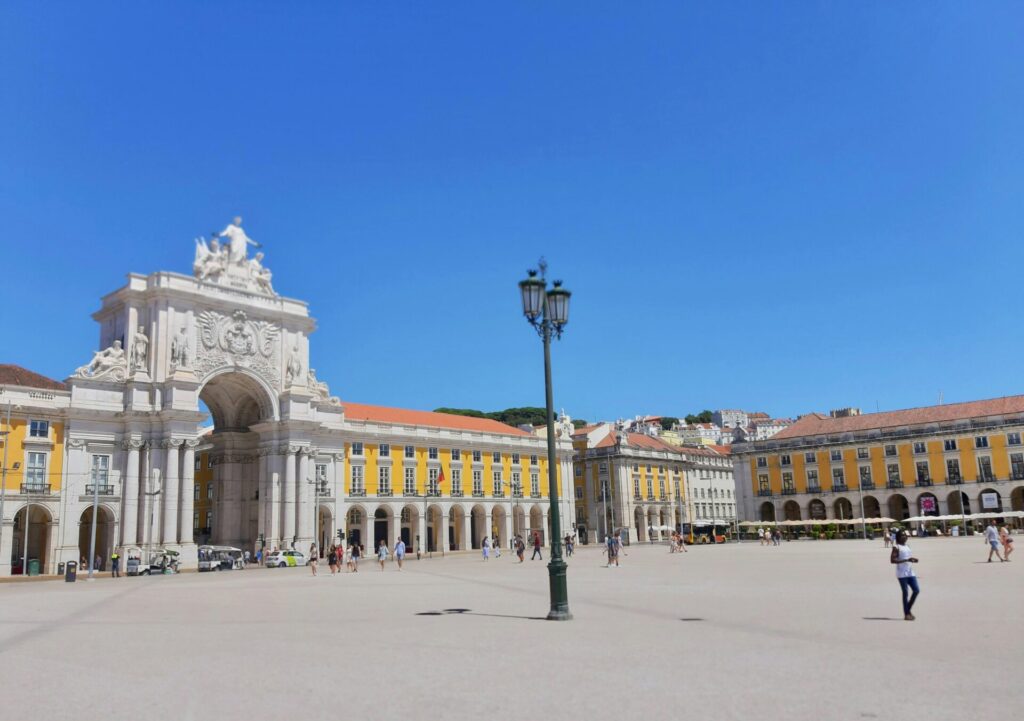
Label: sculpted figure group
xmin=193 ymin=217 xmax=274 ymax=294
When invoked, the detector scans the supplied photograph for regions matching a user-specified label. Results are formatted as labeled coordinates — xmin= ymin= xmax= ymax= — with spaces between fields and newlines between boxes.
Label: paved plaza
xmin=0 ymin=538 xmax=1019 ymax=720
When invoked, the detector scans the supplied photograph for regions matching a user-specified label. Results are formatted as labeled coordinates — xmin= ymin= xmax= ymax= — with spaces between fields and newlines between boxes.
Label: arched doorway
xmin=449 ymin=506 xmax=465 ymax=550
xmin=374 ymin=508 xmax=390 ymax=551
xmin=634 ymin=507 xmax=646 ymax=542
xmin=346 ymin=507 xmax=364 ymax=546
xmin=917 ymin=492 xmax=939 ymax=517
xmin=783 ymin=500 xmax=801 ymax=522
xmin=426 ymin=504 xmax=444 ymax=552
xmin=948 ymin=491 xmax=970 ymax=516
xmin=861 ymin=495 xmax=881 ymax=519
xmin=1011 ymin=487 xmax=1024 ymax=513
xmin=78 ymin=506 xmax=115 ymax=571
xmin=978 ymin=488 xmax=1003 ymax=513
xmin=198 ymin=369 xmax=278 ymax=553
xmin=808 ymin=499 xmax=826 ymax=520
xmin=471 ymin=505 xmax=486 ymax=549
xmin=888 ymin=494 xmax=909 ymax=521
xmin=833 ymin=497 xmax=853 ymax=520
xmin=14 ymin=505 xmax=53 ymax=574
xmin=317 ymin=506 xmax=333 ymax=556
xmin=512 ymin=504 xmax=526 ymax=540
xmin=528 ymin=506 xmax=543 ymax=543
xmin=759 ymin=502 xmax=775 ymax=522
xmin=490 ymin=505 xmax=507 ymax=548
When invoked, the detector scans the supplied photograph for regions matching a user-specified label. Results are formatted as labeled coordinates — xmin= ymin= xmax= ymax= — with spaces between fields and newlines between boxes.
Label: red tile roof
xmin=772 ymin=395 xmax=1024 ymax=440
xmin=593 ymin=431 xmax=684 ymax=454
xmin=709 ymin=444 xmax=732 ymax=455
xmin=0 ymin=365 xmax=66 ymax=391
xmin=341 ymin=402 xmax=530 ymax=436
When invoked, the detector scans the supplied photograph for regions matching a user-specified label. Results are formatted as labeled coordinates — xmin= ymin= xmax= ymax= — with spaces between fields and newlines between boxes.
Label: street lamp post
xmin=519 ymin=259 xmax=572 ymax=621
xmin=0 ymin=402 xmax=18 ymax=574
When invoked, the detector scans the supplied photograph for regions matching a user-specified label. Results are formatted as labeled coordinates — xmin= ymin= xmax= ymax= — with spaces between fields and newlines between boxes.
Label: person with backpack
xmin=514 ymin=535 xmax=525 ymax=563
xmin=531 ymin=532 xmax=543 ymax=560
xmin=605 ymin=533 xmax=619 ymax=568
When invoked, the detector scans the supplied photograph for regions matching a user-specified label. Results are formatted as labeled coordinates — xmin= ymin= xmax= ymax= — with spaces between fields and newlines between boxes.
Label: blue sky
xmin=2 ymin=3 xmax=1023 ymax=423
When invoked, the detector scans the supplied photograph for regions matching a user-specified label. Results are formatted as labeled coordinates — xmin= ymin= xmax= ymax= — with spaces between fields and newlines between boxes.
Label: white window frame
xmin=404 ymin=445 xmax=415 ymax=459
xmin=25 ymin=452 xmax=47 ymax=487
xmin=378 ymin=466 xmax=391 ymax=494
xmin=378 ymin=443 xmax=390 ymax=457
xmin=29 ymin=420 xmax=49 ymax=438
xmin=404 ymin=467 xmax=416 ymax=495
xmin=530 ymin=472 xmax=539 ymax=496
xmin=451 ymin=468 xmax=462 ymax=494
xmin=351 ymin=442 xmax=364 ymax=457
xmin=350 ymin=465 xmax=365 ymax=493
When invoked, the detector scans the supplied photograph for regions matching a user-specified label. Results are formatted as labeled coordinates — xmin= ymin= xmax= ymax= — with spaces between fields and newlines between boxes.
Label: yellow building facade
xmin=731 ymin=396 xmax=1024 ymax=525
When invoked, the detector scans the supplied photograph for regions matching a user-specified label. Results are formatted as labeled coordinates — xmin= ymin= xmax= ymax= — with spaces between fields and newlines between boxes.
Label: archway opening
xmin=449 ymin=506 xmax=465 ymax=550
xmin=759 ymin=502 xmax=775 ymax=522
xmin=634 ymin=507 xmax=646 ymax=543
xmin=346 ymin=507 xmax=364 ymax=546
xmin=833 ymin=497 xmax=853 ymax=520
xmin=470 ymin=505 xmax=486 ymax=549
xmin=888 ymin=494 xmax=909 ymax=521
xmin=783 ymin=500 xmax=801 ymax=522
xmin=13 ymin=505 xmax=53 ymax=575
xmin=197 ymin=370 xmax=277 ymax=554
xmin=917 ymin=492 xmax=939 ymax=517
xmin=862 ymin=495 xmax=881 ymax=519
xmin=376 ymin=508 xmax=391 ymax=551
xmin=978 ymin=488 xmax=1003 ymax=513
xmin=78 ymin=506 xmax=114 ymax=572
xmin=317 ymin=506 xmax=333 ymax=557
xmin=808 ymin=499 xmax=826 ymax=520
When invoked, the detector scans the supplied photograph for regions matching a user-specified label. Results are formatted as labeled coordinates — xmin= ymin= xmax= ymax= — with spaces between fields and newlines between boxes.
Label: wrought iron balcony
xmin=916 ymin=479 xmax=932 ymax=487
xmin=493 ymin=490 xmax=505 ymax=498
xmin=472 ymin=490 xmax=484 ymax=498
xmin=859 ymin=482 xmax=875 ymax=490
xmin=530 ymin=492 xmax=541 ymax=498
xmin=349 ymin=489 xmax=366 ymax=497
xmin=757 ymin=489 xmax=773 ymax=497
xmin=947 ymin=477 xmax=963 ymax=485
xmin=832 ymin=484 xmax=848 ymax=492
xmin=377 ymin=489 xmax=393 ymax=497
xmin=451 ymin=489 xmax=464 ymax=497
xmin=20 ymin=483 xmax=51 ymax=495
xmin=403 ymin=490 xmax=419 ymax=497
xmin=887 ymin=481 xmax=903 ymax=489
xmin=85 ymin=484 xmax=115 ymax=495
xmin=781 ymin=488 xmax=797 ymax=495
xmin=806 ymin=485 xmax=821 ymax=494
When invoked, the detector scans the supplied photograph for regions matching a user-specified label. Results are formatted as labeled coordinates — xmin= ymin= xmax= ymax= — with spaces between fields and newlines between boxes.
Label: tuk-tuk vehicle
xmin=124 ymin=546 xmax=149 ymax=576
xmin=198 ymin=545 xmax=244 ymax=571
xmin=149 ymin=549 xmax=180 ymax=574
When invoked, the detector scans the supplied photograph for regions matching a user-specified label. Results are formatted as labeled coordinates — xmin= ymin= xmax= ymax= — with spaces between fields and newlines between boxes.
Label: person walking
xmin=564 ymin=534 xmax=574 ymax=557
xmin=309 ymin=543 xmax=319 ymax=576
xmin=335 ymin=543 xmax=344 ymax=574
xmin=531 ymin=532 xmax=543 ymax=560
xmin=327 ymin=544 xmax=338 ymax=575
xmin=757 ymin=527 xmax=765 ymax=546
xmin=1000 ymin=526 xmax=1014 ymax=561
xmin=350 ymin=542 xmax=360 ymax=572
xmin=515 ymin=534 xmax=525 ymax=563
xmin=493 ymin=535 xmax=501 ymax=559
xmin=394 ymin=537 xmax=406 ymax=570
xmin=481 ymin=536 xmax=491 ymax=561
xmin=883 ymin=528 xmax=892 ymax=549
xmin=984 ymin=520 xmax=1006 ymax=562
xmin=256 ymin=547 xmax=263 ymax=566
xmin=110 ymin=551 xmax=120 ymax=578
xmin=605 ymin=533 xmax=619 ymax=567
xmin=890 ymin=530 xmax=920 ymax=620
xmin=377 ymin=539 xmax=389 ymax=571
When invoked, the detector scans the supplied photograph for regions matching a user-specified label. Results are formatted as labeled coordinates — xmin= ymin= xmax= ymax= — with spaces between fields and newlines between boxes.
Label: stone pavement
xmin=0 ymin=537 xmax=1019 ymax=721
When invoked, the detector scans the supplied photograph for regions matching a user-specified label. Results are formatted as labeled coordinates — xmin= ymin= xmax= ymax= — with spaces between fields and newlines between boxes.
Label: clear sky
xmin=2 ymin=3 xmax=1023 ymax=424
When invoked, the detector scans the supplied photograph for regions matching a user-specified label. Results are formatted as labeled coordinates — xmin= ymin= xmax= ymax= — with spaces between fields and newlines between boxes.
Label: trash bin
xmin=65 ymin=561 xmax=77 ymax=583
xmin=58 ymin=561 xmax=66 ymax=575
xmin=27 ymin=559 xmax=40 ymax=576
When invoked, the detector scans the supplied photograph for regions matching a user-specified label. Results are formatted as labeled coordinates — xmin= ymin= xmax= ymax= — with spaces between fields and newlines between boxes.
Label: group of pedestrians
xmin=604 ymin=532 xmax=624 ymax=567
xmin=486 ymin=531 xmax=545 ymax=561
xmin=668 ymin=531 xmax=688 ymax=553
xmin=315 ymin=541 xmax=370 ymax=575
xmin=757 ymin=527 xmax=781 ymax=546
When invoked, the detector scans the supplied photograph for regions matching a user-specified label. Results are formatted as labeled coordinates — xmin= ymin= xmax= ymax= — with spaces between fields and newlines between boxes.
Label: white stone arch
xmin=13 ymin=503 xmax=57 ymax=575
xmin=197 ymin=366 xmax=280 ymax=425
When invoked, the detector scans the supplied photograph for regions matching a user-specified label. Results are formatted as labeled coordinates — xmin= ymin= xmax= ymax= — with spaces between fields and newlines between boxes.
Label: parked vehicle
xmin=264 ymin=549 xmax=306 ymax=568
xmin=149 ymin=549 xmax=180 ymax=574
xmin=124 ymin=546 xmax=149 ymax=576
xmin=198 ymin=545 xmax=244 ymax=571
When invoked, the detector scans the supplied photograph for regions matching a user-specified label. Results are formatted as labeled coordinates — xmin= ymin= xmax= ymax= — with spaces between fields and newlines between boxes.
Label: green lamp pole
xmin=519 ymin=259 xmax=572 ymax=621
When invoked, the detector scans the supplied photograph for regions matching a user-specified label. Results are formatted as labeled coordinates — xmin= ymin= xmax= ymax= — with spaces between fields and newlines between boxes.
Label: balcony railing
xmin=757 ymin=489 xmax=772 ymax=497
xmin=349 ymin=489 xmax=366 ymax=497
xmin=451 ymin=489 xmax=464 ymax=497
xmin=472 ymin=490 xmax=484 ymax=498
xmin=316 ymin=486 xmax=333 ymax=497
xmin=832 ymin=484 xmax=848 ymax=492
xmin=806 ymin=485 xmax=821 ymax=494
xmin=916 ymin=479 xmax=932 ymax=487
xmin=85 ymin=484 xmax=115 ymax=495
xmin=948 ymin=477 xmax=963 ymax=485
xmin=887 ymin=481 xmax=903 ymax=489
xmin=781 ymin=488 xmax=797 ymax=495
xmin=859 ymin=481 xmax=875 ymax=490
xmin=530 ymin=492 xmax=541 ymax=498
xmin=20 ymin=484 xmax=51 ymax=495
xmin=493 ymin=490 xmax=505 ymax=498
xmin=403 ymin=490 xmax=419 ymax=497
xmin=377 ymin=489 xmax=393 ymax=497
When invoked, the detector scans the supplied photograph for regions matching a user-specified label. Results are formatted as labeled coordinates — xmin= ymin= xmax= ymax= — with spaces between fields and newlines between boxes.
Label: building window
xmin=29 ymin=420 xmax=49 ymax=438
xmin=575 ymin=486 xmax=583 ymax=500
xmin=511 ymin=471 xmax=521 ymax=496
xmin=492 ymin=470 xmax=503 ymax=496
xmin=90 ymin=454 xmax=110 ymax=487
xmin=977 ymin=457 xmax=994 ymax=482
xmin=428 ymin=467 xmax=439 ymax=495
xmin=913 ymin=442 xmax=927 ymax=454
xmin=887 ymin=464 xmax=901 ymax=486
xmin=780 ymin=455 xmax=791 ymax=466
xmin=378 ymin=466 xmax=391 ymax=495
xmin=25 ymin=452 xmax=47 ymax=487
xmin=646 ymin=478 xmax=654 ymax=498
xmin=658 ymin=478 xmax=666 ymax=498
xmin=575 ymin=465 xmax=582 ymax=477
xmin=781 ymin=472 xmax=794 ymax=492
xmin=884 ymin=445 xmax=897 ymax=457
xmin=193 ymin=512 xmax=199 ymax=530
xmin=915 ymin=461 xmax=930 ymax=484
xmin=492 ymin=451 xmax=502 ymax=464
xmin=1007 ymin=433 xmax=1022 ymax=447
xmin=511 ymin=453 xmax=520 ymax=465
xmin=451 ymin=468 xmax=462 ymax=494
xmin=351 ymin=442 xmax=364 ymax=457
xmin=830 ymin=449 xmax=842 ymax=462
xmin=194 ymin=456 xmax=201 ymax=471
xmin=472 ymin=470 xmax=482 ymax=495
xmin=804 ymin=452 xmax=816 ymax=463
xmin=856 ymin=447 xmax=869 ymax=460
xmin=806 ymin=469 xmax=819 ymax=490
xmin=974 ymin=436 xmax=989 ymax=449
xmin=946 ymin=459 xmax=961 ymax=482
xmin=378 ymin=443 xmax=390 ymax=457
xmin=428 ymin=447 xmax=438 ymax=460
xmin=756 ymin=456 xmax=767 ymax=468
xmin=634 ymin=476 xmax=641 ymax=498
xmin=207 ymin=485 xmax=214 ymax=499
xmin=943 ymin=439 xmax=957 ymax=452
xmin=472 ymin=450 xmax=481 ymax=463
xmin=193 ymin=483 xmax=200 ymax=500
xmin=832 ymin=468 xmax=845 ymax=487
xmin=859 ymin=465 xmax=872 ymax=487
xmin=451 ymin=449 xmax=461 ymax=461
xmin=205 ymin=510 xmax=212 ymax=530
xmin=405 ymin=445 xmax=415 ymax=459
xmin=1010 ymin=453 xmax=1024 ymax=480
xmin=351 ymin=465 xmax=364 ymax=494
xmin=404 ymin=467 xmax=416 ymax=495
xmin=530 ymin=454 xmax=538 ymax=466
xmin=531 ymin=472 xmax=539 ymax=496
xmin=757 ymin=474 xmax=769 ymax=493
xmin=207 ymin=455 xmax=214 ymax=469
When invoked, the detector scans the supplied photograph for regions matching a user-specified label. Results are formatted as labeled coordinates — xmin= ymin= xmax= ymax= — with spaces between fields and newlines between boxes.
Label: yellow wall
xmin=0 ymin=418 xmax=65 ymax=492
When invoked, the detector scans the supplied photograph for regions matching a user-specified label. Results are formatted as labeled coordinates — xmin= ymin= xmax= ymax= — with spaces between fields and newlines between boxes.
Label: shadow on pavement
xmin=416 ymin=608 xmax=545 ymax=621
xmin=862 ymin=617 xmax=902 ymax=621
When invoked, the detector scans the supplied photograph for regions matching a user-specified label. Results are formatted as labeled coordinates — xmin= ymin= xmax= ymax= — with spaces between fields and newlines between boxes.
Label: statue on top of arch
xmin=193 ymin=216 xmax=275 ymax=295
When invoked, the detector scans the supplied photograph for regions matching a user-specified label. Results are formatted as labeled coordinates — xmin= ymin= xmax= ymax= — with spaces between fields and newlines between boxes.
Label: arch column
xmin=297 ymin=448 xmax=312 ymax=546
xmin=483 ymin=509 xmax=492 ymax=548
xmin=282 ymin=446 xmax=297 ymax=547
xmin=461 ymin=506 xmax=471 ymax=551
xmin=121 ymin=439 xmax=142 ymax=546
xmin=161 ymin=439 xmax=181 ymax=545
xmin=180 ymin=440 xmax=198 ymax=544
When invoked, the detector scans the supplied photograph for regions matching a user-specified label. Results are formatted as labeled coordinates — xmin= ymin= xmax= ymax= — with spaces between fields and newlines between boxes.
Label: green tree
xmin=659 ymin=416 xmax=679 ymax=430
